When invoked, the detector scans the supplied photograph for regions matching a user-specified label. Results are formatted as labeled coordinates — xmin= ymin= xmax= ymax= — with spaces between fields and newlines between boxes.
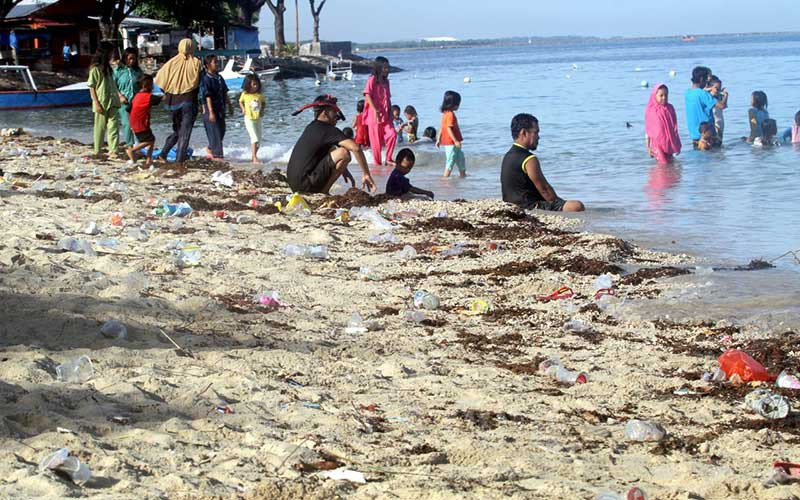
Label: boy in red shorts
xmin=127 ymin=74 xmax=162 ymax=167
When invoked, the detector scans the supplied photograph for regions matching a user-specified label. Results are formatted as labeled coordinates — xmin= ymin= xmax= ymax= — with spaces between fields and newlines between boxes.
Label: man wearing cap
xmin=287 ymin=94 xmax=376 ymax=194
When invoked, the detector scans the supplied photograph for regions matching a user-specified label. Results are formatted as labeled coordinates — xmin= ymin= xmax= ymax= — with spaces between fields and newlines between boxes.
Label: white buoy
xmin=635 ymin=67 xmax=642 ymax=72
xmin=640 ymin=80 xmax=649 ymax=88
xmin=566 ymin=74 xmax=572 ymax=79
xmin=463 ymin=76 xmax=472 ymax=84
xmin=669 ymin=70 xmax=677 ymax=78
xmin=572 ymin=63 xmax=578 ymax=70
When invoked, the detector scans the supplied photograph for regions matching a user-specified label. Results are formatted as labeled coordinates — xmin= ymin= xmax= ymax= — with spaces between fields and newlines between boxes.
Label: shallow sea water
xmin=2 ymin=33 xmax=799 ymax=329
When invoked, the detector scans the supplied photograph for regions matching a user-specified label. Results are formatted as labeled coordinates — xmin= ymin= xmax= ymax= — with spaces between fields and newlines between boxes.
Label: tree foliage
xmin=134 ymin=0 xmax=236 ymax=30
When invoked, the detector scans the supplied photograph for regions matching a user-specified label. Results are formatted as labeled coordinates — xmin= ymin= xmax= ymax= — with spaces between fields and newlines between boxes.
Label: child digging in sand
xmin=385 ymin=148 xmax=434 ymax=199
xmin=127 ymin=74 xmax=162 ymax=167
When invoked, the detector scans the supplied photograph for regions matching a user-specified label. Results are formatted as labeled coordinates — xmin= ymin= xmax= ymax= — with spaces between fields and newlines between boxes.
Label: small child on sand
xmin=403 ymin=105 xmax=419 ymax=143
xmin=697 ymin=122 xmax=715 ymax=151
xmin=127 ymin=74 xmax=162 ymax=167
xmin=239 ymin=73 xmax=266 ymax=164
xmin=385 ymin=148 xmax=434 ymax=199
xmin=436 ymin=90 xmax=466 ymax=177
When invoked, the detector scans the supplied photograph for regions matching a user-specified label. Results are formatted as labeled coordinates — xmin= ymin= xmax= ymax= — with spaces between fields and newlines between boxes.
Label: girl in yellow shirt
xmin=239 ymin=74 xmax=267 ymax=164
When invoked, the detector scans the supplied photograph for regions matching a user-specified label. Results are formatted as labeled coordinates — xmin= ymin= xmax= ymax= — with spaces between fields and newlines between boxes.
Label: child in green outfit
xmin=88 ymin=41 xmax=121 ymax=157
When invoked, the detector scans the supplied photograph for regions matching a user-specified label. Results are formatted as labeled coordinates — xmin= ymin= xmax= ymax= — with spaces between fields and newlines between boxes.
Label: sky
xmin=258 ymin=0 xmax=800 ymax=43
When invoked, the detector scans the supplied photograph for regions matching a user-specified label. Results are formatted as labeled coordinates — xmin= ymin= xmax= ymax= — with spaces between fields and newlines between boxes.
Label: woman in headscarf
xmin=645 ymin=83 xmax=681 ymax=164
xmin=154 ymin=38 xmax=202 ymax=164
xmin=113 ymin=47 xmax=143 ymax=147
xmin=87 ymin=41 xmax=121 ymax=157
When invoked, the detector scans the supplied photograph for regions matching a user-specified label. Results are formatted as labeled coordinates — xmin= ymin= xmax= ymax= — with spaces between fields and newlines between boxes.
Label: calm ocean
xmin=2 ymin=33 xmax=799 ymax=328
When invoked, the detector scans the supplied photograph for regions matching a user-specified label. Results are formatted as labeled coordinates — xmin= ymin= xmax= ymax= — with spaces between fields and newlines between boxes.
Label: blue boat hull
xmin=0 ymin=88 xmax=91 ymax=111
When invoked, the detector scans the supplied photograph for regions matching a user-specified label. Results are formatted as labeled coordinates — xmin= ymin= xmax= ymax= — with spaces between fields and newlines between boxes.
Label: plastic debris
xmin=440 ymin=243 xmax=464 ymax=257
xmin=83 ymin=221 xmax=100 ymax=235
xmin=236 ymin=214 xmax=255 ymax=224
xmin=397 ymin=245 xmax=417 ymax=260
xmin=404 ymin=310 xmax=426 ymax=324
xmin=595 ymin=488 xmax=647 ymax=500
xmin=100 ymin=320 xmax=128 ymax=340
xmin=215 ymin=405 xmax=234 ymax=414
xmin=718 ymin=349 xmax=775 ymax=382
xmin=58 ymin=237 xmax=97 ymax=256
xmin=776 ymin=371 xmax=800 ymax=389
xmin=350 ymin=206 xmax=394 ymax=231
xmin=279 ymin=193 xmax=311 ymax=217
xmin=174 ymin=247 xmax=201 ymax=267
xmin=563 ymin=319 xmax=593 ymax=334
xmin=624 ymin=419 xmax=666 ymax=442
xmin=56 ymin=355 xmax=94 ymax=383
xmin=463 ymin=299 xmax=491 ymax=316
xmin=156 ymin=201 xmax=193 ymax=217
xmin=359 ymin=265 xmax=379 ymax=281
xmin=367 ymin=232 xmax=397 ymax=244
xmin=413 ymin=290 xmax=440 ymax=310
xmin=433 ymin=209 xmax=448 ymax=218
xmin=538 ymin=357 xmax=588 ymax=385
xmin=745 ymin=388 xmax=790 ymax=420
xmin=97 ymin=238 xmax=119 ymax=249
xmin=254 ymin=290 xmax=286 ymax=308
xmin=38 ymin=448 xmax=91 ymax=484
xmin=320 ymin=468 xmax=366 ymax=484
xmin=211 ymin=170 xmax=234 ymax=187
xmin=345 ymin=313 xmax=368 ymax=334
xmin=593 ymin=274 xmax=614 ymax=291
xmin=537 ymin=286 xmax=574 ymax=302
xmin=283 ymin=244 xmax=329 ymax=259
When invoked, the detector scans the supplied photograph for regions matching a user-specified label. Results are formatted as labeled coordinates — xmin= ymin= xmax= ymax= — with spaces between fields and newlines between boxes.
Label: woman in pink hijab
xmin=645 ymin=83 xmax=682 ymax=164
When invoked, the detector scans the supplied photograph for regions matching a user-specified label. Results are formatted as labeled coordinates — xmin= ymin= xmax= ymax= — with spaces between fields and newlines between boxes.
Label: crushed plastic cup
xmin=441 ymin=244 xmax=464 ymax=257
xmin=404 ymin=310 xmax=426 ymax=324
xmin=367 ymin=233 xmax=397 ymax=244
xmin=38 ymin=448 xmax=91 ymax=484
xmin=433 ymin=209 xmax=448 ymax=218
xmin=110 ymin=212 xmax=124 ymax=226
xmin=776 ymin=371 xmax=800 ymax=389
xmin=624 ymin=419 xmax=666 ymax=442
xmin=538 ymin=357 xmax=587 ymax=385
xmin=236 ymin=214 xmax=255 ymax=224
xmin=83 ymin=221 xmax=100 ymax=235
xmin=702 ymin=367 xmax=727 ymax=383
xmin=97 ymin=238 xmax=119 ymax=249
xmin=413 ymin=290 xmax=440 ymax=310
xmin=280 ymin=193 xmax=311 ymax=217
xmin=254 ymin=290 xmax=285 ymax=308
xmin=211 ymin=170 xmax=234 ymax=187
xmin=593 ymin=274 xmax=614 ymax=291
xmin=718 ymin=349 xmax=775 ymax=382
xmin=56 ymin=355 xmax=94 ymax=383
xmin=745 ymin=388 xmax=791 ymax=419
xmin=58 ymin=237 xmax=97 ymax=256
xmin=397 ymin=245 xmax=417 ymax=260
xmin=359 ymin=265 xmax=379 ymax=281
xmin=100 ymin=320 xmax=128 ymax=340
xmin=125 ymin=225 xmax=148 ymax=241
xmin=469 ymin=299 xmax=491 ymax=315
xmin=595 ymin=488 xmax=647 ymax=500
xmin=282 ymin=244 xmax=328 ymax=259
xmin=345 ymin=313 xmax=368 ymax=334
xmin=563 ymin=319 xmax=593 ymax=333
xmin=175 ymin=247 xmax=201 ymax=267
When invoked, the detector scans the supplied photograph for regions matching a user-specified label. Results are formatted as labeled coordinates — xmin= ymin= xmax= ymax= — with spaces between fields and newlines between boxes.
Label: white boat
xmin=220 ymin=57 xmax=280 ymax=90
xmin=326 ymin=60 xmax=353 ymax=81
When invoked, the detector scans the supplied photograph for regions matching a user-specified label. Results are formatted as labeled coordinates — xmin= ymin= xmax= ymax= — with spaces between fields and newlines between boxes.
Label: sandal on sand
xmin=594 ymin=288 xmax=616 ymax=300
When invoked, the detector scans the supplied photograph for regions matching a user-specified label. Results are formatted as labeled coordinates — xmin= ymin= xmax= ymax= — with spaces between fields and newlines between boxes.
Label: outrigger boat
xmin=326 ymin=59 xmax=353 ymax=81
xmin=198 ymin=49 xmax=279 ymax=91
xmin=0 ymin=65 xmax=91 ymax=111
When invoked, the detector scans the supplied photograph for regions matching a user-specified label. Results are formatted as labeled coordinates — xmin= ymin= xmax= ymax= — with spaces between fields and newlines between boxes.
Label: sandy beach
xmin=1 ymin=133 xmax=798 ymax=499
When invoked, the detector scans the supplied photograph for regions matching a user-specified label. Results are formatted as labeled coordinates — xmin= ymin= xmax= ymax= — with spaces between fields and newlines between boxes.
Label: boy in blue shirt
xmin=385 ymin=148 xmax=434 ymax=199
xmin=685 ymin=66 xmax=727 ymax=148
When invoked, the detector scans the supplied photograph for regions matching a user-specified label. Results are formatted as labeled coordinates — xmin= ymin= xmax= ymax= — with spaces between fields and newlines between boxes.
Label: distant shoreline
xmin=354 ymin=30 xmax=800 ymax=52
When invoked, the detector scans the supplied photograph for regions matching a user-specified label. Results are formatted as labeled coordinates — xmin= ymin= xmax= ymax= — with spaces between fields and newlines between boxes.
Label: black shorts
xmin=133 ymin=129 xmax=155 ymax=144
xmin=298 ymin=154 xmax=336 ymax=193
xmin=531 ymin=197 xmax=566 ymax=211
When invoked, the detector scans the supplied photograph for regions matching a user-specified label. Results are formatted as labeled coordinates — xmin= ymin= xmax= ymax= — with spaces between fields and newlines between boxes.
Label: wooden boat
xmin=0 ymin=65 xmax=91 ymax=111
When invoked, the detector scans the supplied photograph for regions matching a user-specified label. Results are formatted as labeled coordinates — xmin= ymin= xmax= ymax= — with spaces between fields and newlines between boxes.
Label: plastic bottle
xmin=306 ymin=245 xmax=328 ymax=260
xmin=58 ymin=237 xmax=97 ymax=256
xmin=745 ymin=388 xmax=791 ymax=419
xmin=344 ymin=313 xmax=368 ymax=334
xmin=56 ymin=355 xmax=94 ymax=383
xmin=538 ymin=357 xmax=587 ymax=385
xmin=283 ymin=244 xmax=306 ymax=257
xmin=563 ymin=319 xmax=592 ymax=333
xmin=236 ymin=214 xmax=255 ymax=224
xmin=175 ymin=247 xmax=201 ymax=267
xmin=83 ymin=221 xmax=100 ymax=235
xmin=404 ymin=310 xmax=426 ymax=323
xmin=413 ymin=290 xmax=440 ymax=310
xmin=624 ymin=419 xmax=666 ymax=442
xmin=100 ymin=320 xmax=128 ymax=340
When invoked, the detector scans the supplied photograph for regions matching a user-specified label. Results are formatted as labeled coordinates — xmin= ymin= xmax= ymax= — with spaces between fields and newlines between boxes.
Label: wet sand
xmin=1 ymin=133 xmax=798 ymax=499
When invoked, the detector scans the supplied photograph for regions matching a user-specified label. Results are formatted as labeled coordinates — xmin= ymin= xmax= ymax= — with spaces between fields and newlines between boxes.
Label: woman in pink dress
xmin=644 ymin=83 xmax=681 ymax=164
xmin=362 ymin=56 xmax=397 ymax=166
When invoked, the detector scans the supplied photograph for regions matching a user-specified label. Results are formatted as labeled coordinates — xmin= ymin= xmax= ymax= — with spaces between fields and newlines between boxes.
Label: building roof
xmin=87 ymin=16 xmax=172 ymax=29
xmin=6 ymin=1 xmax=55 ymax=19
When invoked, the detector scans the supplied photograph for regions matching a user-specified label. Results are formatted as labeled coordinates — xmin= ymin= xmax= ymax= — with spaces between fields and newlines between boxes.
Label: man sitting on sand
xmin=500 ymin=113 xmax=585 ymax=212
xmin=287 ymin=94 xmax=376 ymax=194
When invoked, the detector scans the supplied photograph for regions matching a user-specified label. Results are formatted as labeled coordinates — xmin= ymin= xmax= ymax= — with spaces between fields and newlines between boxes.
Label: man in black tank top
xmin=500 ymin=114 xmax=585 ymax=212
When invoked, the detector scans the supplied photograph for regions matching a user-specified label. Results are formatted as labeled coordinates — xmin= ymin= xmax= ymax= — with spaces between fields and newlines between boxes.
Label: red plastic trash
xmin=718 ymin=349 xmax=775 ymax=382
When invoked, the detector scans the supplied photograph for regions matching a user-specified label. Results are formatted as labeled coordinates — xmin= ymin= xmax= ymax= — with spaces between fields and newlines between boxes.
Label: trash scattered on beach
xmin=351 ymin=206 xmax=394 ymax=231
xmin=97 ymin=238 xmax=119 ymax=249
xmin=174 ymin=246 xmax=201 ymax=267
xmin=283 ymin=244 xmax=329 ymax=260
xmin=254 ymin=290 xmax=286 ymax=308
xmin=537 ymin=286 xmax=574 ymax=302
xmin=718 ymin=349 xmax=774 ymax=382
xmin=211 ymin=170 xmax=234 ymax=187
xmin=345 ymin=313 xmax=368 ymax=334
xmin=155 ymin=201 xmax=193 ymax=217
xmin=538 ymin=357 xmax=588 ymax=385
xmin=215 ymin=405 xmax=234 ymax=414
xmin=58 ymin=237 xmax=97 ymax=256
xmin=404 ymin=310 xmax=426 ymax=323
xmin=38 ymin=448 xmax=91 ymax=484
xmin=110 ymin=212 xmax=124 ymax=226
xmin=319 ymin=468 xmax=366 ymax=484
xmin=624 ymin=419 xmax=666 ymax=442
xmin=595 ymin=487 xmax=647 ymax=500
xmin=776 ymin=371 xmax=800 ymax=389
xmin=765 ymin=462 xmax=800 ymax=487
xmin=397 ymin=245 xmax=417 ymax=260
xmin=235 ymin=214 xmax=255 ymax=224
xmin=0 ymin=127 xmax=23 ymax=137
xmin=367 ymin=232 xmax=396 ymax=244
xmin=702 ymin=367 xmax=727 ymax=383
xmin=563 ymin=319 xmax=593 ymax=334
xmin=278 ymin=193 xmax=311 ymax=217
xmin=745 ymin=388 xmax=790 ymax=420
xmin=359 ymin=265 xmax=379 ymax=281
xmin=83 ymin=221 xmax=100 ymax=235
xmin=56 ymin=355 xmax=94 ymax=383
xmin=100 ymin=320 xmax=128 ymax=340
xmin=413 ymin=290 xmax=440 ymax=310
xmin=462 ymin=299 xmax=491 ymax=316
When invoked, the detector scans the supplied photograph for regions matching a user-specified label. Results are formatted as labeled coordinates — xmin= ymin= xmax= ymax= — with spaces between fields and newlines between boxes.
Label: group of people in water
xmin=645 ymin=65 xmax=800 ymax=164
xmin=85 ymin=45 xmax=800 ymax=216
xmin=87 ymin=38 xmax=268 ymax=168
